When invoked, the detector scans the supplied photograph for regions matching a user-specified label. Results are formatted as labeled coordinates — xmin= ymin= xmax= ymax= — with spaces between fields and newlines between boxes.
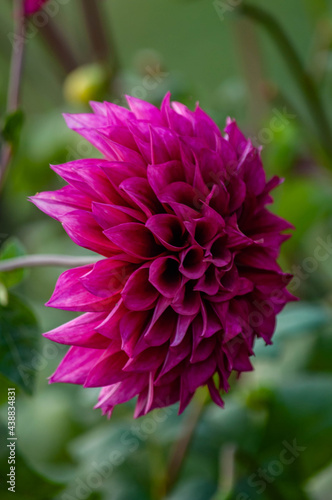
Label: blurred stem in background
xmin=81 ymin=0 xmax=119 ymax=70
xmin=233 ymin=18 xmax=268 ymax=131
xmin=164 ymin=389 xmax=209 ymax=497
xmin=0 ymin=254 xmax=99 ymax=271
xmin=39 ymin=17 xmax=78 ymax=73
xmin=81 ymin=0 xmax=120 ymax=99
xmin=239 ymin=3 xmax=332 ymax=164
xmin=0 ymin=0 xmax=25 ymax=191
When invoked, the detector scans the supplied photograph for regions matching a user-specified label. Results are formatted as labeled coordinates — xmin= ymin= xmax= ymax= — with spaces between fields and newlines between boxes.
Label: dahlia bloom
xmin=24 ymin=0 xmax=48 ymax=16
xmin=31 ymin=94 xmax=294 ymax=417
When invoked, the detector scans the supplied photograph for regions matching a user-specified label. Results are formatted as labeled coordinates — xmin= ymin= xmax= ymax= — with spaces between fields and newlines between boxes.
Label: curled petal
xmin=104 ymin=223 xmax=162 ymax=260
xmin=43 ymin=312 xmax=110 ymax=348
xmin=146 ymin=214 xmax=187 ymax=250
xmin=49 ymin=346 xmax=102 ymax=384
xmin=46 ymin=265 xmax=117 ymax=312
xmin=149 ymin=256 xmax=182 ymax=298
xmin=122 ymin=266 xmax=159 ymax=311
xmin=179 ymin=245 xmax=208 ymax=279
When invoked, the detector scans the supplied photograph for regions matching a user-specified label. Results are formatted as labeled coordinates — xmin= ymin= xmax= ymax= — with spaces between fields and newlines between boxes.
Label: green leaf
xmin=166 ymin=478 xmax=217 ymax=500
xmin=0 ymin=423 xmax=64 ymax=500
xmin=0 ymin=293 xmax=39 ymax=394
xmin=275 ymin=303 xmax=330 ymax=340
xmin=1 ymin=109 xmax=24 ymax=146
xmin=0 ymin=237 xmax=26 ymax=289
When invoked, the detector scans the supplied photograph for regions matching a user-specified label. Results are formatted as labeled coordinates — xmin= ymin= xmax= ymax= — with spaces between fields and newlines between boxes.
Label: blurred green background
xmin=1 ymin=0 xmax=332 ymax=499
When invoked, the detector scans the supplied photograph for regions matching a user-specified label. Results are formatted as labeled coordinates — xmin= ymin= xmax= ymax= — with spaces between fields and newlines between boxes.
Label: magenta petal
xmin=80 ymin=259 xmax=134 ymax=298
xmin=143 ymin=308 xmax=177 ymax=346
xmin=236 ymin=246 xmax=281 ymax=272
xmin=44 ymin=313 xmax=110 ymax=348
xmin=46 ymin=265 xmax=117 ymax=312
xmin=100 ymin=161 xmax=146 ymax=189
xmin=122 ymin=266 xmax=159 ymax=311
xmin=171 ymin=314 xmax=195 ymax=346
xmin=30 ymin=186 xmax=91 ymax=220
xmin=206 ymin=235 xmax=232 ymax=267
xmin=238 ymin=143 xmax=266 ymax=196
xmin=224 ymin=118 xmax=248 ymax=155
xmin=51 ymin=160 xmax=123 ymax=205
xmin=194 ymin=265 xmax=220 ymax=296
xmin=123 ymin=345 xmax=167 ymax=372
xmin=159 ymin=182 xmax=200 ymax=210
xmin=95 ymin=374 xmax=149 ymax=412
xmin=147 ymin=161 xmax=185 ymax=196
xmin=149 ymin=126 xmax=180 ymax=164
xmin=92 ymin=202 xmax=139 ymax=229
xmin=190 ymin=335 xmax=216 ymax=363
xmin=96 ymin=300 xmax=126 ymax=340
xmin=49 ymin=346 xmax=102 ymax=384
xmin=61 ymin=210 xmax=117 ymax=257
xmin=185 ymin=356 xmax=217 ymax=393
xmin=126 ymin=95 xmax=163 ymax=124
xmin=32 ymin=93 xmax=294 ymax=418
xmin=162 ymin=94 xmax=193 ymax=136
xmin=120 ymin=310 xmax=150 ymax=355
xmin=104 ymin=223 xmax=162 ymax=259
xmin=179 ymin=245 xmax=208 ymax=279
xmin=146 ymin=214 xmax=187 ymax=250
xmin=96 ymin=131 xmax=147 ymax=166
xmin=185 ymin=215 xmax=220 ymax=247
xmin=119 ymin=177 xmax=163 ymax=217
xmin=149 ymin=256 xmax=182 ymax=298
xmin=24 ymin=0 xmax=48 ymax=15
xmin=172 ymin=282 xmax=201 ymax=316
xmin=84 ymin=350 xmax=129 ymax=387
xmin=207 ymin=378 xmax=224 ymax=408
xmin=63 ymin=112 xmax=107 ymax=130
xmin=157 ymin=337 xmax=191 ymax=380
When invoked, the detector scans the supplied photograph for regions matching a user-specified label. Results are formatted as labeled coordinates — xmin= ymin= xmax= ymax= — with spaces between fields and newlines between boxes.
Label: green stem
xmin=239 ymin=3 xmax=332 ymax=158
xmin=39 ymin=17 xmax=78 ymax=73
xmin=165 ymin=390 xmax=208 ymax=496
xmin=0 ymin=0 xmax=25 ymax=190
xmin=0 ymin=254 xmax=100 ymax=272
xmin=81 ymin=0 xmax=120 ymax=72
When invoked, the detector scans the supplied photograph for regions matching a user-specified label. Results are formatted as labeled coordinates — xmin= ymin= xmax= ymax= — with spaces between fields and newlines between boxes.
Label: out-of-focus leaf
xmin=253 ymin=375 xmax=332 ymax=479
xmin=275 ymin=303 xmax=330 ymax=340
xmin=306 ymin=326 xmax=332 ymax=373
xmin=0 ymin=423 xmax=64 ymax=500
xmin=0 ymin=293 xmax=39 ymax=394
xmin=166 ymin=478 xmax=217 ymax=500
xmin=307 ymin=463 xmax=332 ymax=500
xmin=1 ymin=109 xmax=24 ymax=146
xmin=0 ymin=237 xmax=26 ymax=289
xmin=277 ymin=178 xmax=332 ymax=249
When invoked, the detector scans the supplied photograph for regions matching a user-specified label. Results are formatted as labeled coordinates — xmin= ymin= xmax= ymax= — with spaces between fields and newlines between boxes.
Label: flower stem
xmin=165 ymin=390 xmax=208 ymax=495
xmin=81 ymin=0 xmax=120 ymax=72
xmin=239 ymin=3 xmax=332 ymax=158
xmin=0 ymin=0 xmax=25 ymax=190
xmin=39 ymin=18 xmax=78 ymax=73
xmin=0 ymin=254 xmax=100 ymax=272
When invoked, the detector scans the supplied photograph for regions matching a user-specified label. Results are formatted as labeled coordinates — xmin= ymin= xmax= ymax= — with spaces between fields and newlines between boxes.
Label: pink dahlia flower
xmin=24 ymin=0 xmax=48 ymax=15
xmin=31 ymin=94 xmax=294 ymax=417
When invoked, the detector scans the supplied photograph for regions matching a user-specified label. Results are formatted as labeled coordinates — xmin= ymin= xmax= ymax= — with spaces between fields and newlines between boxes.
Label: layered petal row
xmin=31 ymin=93 xmax=295 ymax=417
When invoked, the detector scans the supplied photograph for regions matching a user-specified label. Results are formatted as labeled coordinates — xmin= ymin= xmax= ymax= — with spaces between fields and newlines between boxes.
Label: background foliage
xmin=1 ymin=0 xmax=332 ymax=499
